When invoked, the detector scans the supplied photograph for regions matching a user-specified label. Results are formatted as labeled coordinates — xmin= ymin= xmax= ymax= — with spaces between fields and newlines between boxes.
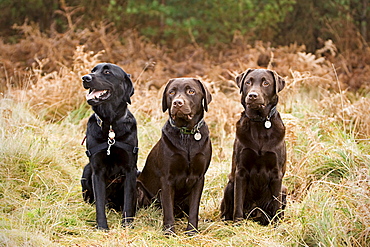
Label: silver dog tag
xmin=194 ymin=132 xmax=202 ymax=141
xmin=264 ymin=120 xmax=272 ymax=129
xmin=108 ymin=130 xmax=115 ymax=139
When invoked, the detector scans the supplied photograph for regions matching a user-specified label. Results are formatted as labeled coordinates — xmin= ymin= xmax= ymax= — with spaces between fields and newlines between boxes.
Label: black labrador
xmin=221 ymin=68 xmax=287 ymax=225
xmin=81 ymin=63 xmax=138 ymax=230
xmin=137 ymin=78 xmax=212 ymax=235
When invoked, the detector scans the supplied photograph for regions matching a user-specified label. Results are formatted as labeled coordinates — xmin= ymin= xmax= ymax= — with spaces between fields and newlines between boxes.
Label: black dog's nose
xmin=247 ymin=92 xmax=258 ymax=100
xmin=173 ymin=98 xmax=184 ymax=108
xmin=82 ymin=74 xmax=92 ymax=82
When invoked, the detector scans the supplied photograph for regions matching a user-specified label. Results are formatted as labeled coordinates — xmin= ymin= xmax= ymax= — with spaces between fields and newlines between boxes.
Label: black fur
xmin=81 ymin=63 xmax=138 ymax=230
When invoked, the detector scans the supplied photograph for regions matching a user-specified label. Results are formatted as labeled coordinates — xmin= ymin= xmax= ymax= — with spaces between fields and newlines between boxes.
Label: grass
xmin=1 ymin=33 xmax=370 ymax=246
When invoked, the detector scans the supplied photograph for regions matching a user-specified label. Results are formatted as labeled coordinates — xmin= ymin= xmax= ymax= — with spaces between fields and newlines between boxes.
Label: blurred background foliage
xmin=0 ymin=0 xmax=368 ymax=52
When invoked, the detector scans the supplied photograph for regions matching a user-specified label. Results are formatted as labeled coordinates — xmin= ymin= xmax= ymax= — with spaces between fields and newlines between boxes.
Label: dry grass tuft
xmin=9 ymin=46 xmax=102 ymax=121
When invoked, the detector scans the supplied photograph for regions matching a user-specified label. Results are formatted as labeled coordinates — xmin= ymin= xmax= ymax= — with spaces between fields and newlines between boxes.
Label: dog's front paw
xmin=232 ymin=217 xmax=246 ymax=227
xmin=185 ymin=226 xmax=199 ymax=236
xmin=96 ymin=225 xmax=109 ymax=231
xmin=163 ymin=224 xmax=176 ymax=236
xmin=234 ymin=217 xmax=244 ymax=222
xmin=122 ymin=217 xmax=134 ymax=229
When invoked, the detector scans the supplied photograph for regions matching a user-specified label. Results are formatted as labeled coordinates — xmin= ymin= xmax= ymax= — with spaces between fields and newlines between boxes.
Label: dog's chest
xmin=171 ymin=134 xmax=207 ymax=160
xmin=238 ymin=119 xmax=284 ymax=148
xmin=178 ymin=133 xmax=197 ymax=146
xmin=170 ymin=150 xmax=207 ymax=174
xmin=162 ymin=127 xmax=210 ymax=190
xmin=169 ymin=147 xmax=208 ymax=190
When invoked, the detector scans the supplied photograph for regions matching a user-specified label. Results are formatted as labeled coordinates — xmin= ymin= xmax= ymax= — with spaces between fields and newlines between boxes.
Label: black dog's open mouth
xmin=86 ymin=89 xmax=111 ymax=102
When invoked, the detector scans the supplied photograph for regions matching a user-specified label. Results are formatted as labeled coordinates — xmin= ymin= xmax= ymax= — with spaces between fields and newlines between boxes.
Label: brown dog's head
xmin=236 ymin=69 xmax=285 ymax=111
xmin=162 ymin=78 xmax=212 ymax=128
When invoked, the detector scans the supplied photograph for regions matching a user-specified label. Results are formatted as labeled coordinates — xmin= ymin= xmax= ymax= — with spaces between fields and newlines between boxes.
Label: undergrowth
xmin=0 ymin=27 xmax=369 ymax=246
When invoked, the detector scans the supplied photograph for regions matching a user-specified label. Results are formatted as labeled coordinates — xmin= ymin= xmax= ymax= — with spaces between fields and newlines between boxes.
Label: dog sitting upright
xmin=221 ymin=68 xmax=287 ymax=225
xmin=137 ymin=78 xmax=212 ymax=235
xmin=81 ymin=63 xmax=138 ymax=230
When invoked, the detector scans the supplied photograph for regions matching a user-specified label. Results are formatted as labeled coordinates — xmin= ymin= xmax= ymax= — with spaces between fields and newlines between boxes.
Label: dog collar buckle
xmin=95 ymin=113 xmax=103 ymax=128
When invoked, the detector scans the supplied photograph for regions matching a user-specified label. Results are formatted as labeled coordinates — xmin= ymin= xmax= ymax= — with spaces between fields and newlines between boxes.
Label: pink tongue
xmin=86 ymin=89 xmax=105 ymax=100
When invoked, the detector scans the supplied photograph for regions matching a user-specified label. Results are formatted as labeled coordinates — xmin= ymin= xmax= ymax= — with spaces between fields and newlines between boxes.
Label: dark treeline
xmin=0 ymin=0 xmax=368 ymax=52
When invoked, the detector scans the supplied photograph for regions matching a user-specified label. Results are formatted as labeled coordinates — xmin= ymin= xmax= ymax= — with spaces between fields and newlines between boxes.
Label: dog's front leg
xmin=160 ymin=180 xmax=175 ymax=234
xmin=186 ymin=177 xmax=205 ymax=235
xmin=122 ymin=168 xmax=137 ymax=227
xmin=270 ymin=177 xmax=283 ymax=223
xmin=92 ymin=170 xmax=109 ymax=230
xmin=233 ymin=167 xmax=247 ymax=221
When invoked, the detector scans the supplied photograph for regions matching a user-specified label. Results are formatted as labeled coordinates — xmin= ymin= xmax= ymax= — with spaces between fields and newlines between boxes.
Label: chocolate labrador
xmin=81 ymin=63 xmax=139 ymax=230
xmin=221 ymin=68 xmax=287 ymax=225
xmin=137 ymin=78 xmax=212 ymax=235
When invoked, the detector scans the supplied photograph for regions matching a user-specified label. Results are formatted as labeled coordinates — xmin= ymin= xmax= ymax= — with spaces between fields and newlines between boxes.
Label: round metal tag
xmin=264 ymin=120 xmax=272 ymax=129
xmin=194 ymin=132 xmax=202 ymax=141
xmin=109 ymin=131 xmax=116 ymax=139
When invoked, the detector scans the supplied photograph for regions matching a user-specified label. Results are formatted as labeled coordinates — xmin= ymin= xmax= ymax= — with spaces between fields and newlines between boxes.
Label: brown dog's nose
xmin=247 ymin=92 xmax=258 ymax=100
xmin=173 ymin=98 xmax=184 ymax=108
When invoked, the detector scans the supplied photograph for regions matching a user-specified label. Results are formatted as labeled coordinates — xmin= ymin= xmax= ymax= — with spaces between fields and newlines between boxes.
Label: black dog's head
xmin=162 ymin=78 xmax=212 ymax=128
xmin=236 ymin=69 xmax=285 ymax=111
xmin=82 ymin=63 xmax=134 ymax=107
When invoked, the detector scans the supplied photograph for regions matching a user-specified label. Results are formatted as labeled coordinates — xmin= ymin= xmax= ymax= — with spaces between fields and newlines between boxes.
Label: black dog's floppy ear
xmin=123 ymin=73 xmax=134 ymax=104
xmin=162 ymin=79 xmax=175 ymax=112
xmin=235 ymin=68 xmax=254 ymax=94
xmin=127 ymin=74 xmax=134 ymax=97
xmin=269 ymin=70 xmax=285 ymax=94
xmin=193 ymin=78 xmax=212 ymax=112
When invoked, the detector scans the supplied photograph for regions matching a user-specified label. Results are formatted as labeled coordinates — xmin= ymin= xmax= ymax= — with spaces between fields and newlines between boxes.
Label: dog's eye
xmin=262 ymin=81 xmax=270 ymax=87
xmin=103 ymin=69 xmax=111 ymax=75
xmin=169 ymin=90 xmax=175 ymax=96
xmin=245 ymin=81 xmax=251 ymax=85
xmin=187 ymin=89 xmax=196 ymax=95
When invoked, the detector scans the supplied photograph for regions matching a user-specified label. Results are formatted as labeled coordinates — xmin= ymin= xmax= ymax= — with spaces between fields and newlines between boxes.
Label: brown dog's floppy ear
xmin=269 ymin=70 xmax=285 ymax=94
xmin=162 ymin=79 xmax=175 ymax=112
xmin=235 ymin=68 xmax=254 ymax=94
xmin=193 ymin=78 xmax=212 ymax=112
